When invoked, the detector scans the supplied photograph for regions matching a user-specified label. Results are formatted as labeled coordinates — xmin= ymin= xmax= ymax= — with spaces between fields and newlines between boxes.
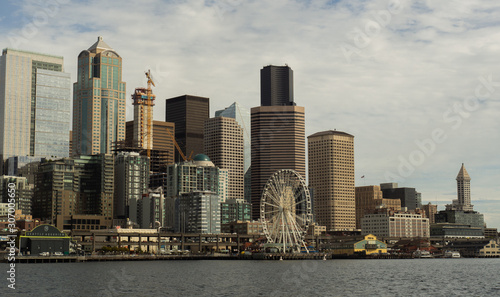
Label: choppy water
xmin=5 ymin=258 xmax=500 ymax=296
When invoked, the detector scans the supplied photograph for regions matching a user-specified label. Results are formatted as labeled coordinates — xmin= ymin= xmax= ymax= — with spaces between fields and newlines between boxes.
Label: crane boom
xmin=166 ymin=128 xmax=189 ymax=162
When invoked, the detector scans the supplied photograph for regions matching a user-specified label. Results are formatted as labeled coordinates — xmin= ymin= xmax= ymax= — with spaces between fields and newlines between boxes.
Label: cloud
xmin=1 ymin=0 xmax=500 ymax=228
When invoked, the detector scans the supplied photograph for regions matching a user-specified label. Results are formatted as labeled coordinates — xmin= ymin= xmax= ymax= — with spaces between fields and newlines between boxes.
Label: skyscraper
xmin=204 ymin=116 xmax=244 ymax=201
xmin=72 ymin=36 xmax=126 ymax=156
xmin=251 ymin=105 xmax=306 ymax=219
xmin=308 ymin=130 xmax=355 ymax=231
xmin=456 ymin=163 xmax=473 ymax=211
xmin=215 ymin=102 xmax=251 ymax=203
xmin=165 ymin=95 xmax=209 ymax=161
xmin=260 ymin=65 xmax=294 ymax=106
xmin=251 ymin=64 xmax=305 ymax=220
xmin=434 ymin=164 xmax=484 ymax=237
xmin=0 ymin=48 xmax=71 ymax=163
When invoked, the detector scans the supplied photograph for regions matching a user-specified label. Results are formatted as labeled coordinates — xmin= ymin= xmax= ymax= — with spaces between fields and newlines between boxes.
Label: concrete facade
xmin=204 ymin=116 xmax=244 ymax=202
xmin=361 ymin=213 xmax=430 ymax=238
xmin=114 ymin=152 xmax=150 ymax=225
xmin=177 ymin=191 xmax=220 ymax=234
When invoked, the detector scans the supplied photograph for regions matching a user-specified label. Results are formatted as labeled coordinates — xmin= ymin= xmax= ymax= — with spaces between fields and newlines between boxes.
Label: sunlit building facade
xmin=72 ymin=36 xmax=126 ymax=156
xmin=0 ymin=48 xmax=71 ymax=163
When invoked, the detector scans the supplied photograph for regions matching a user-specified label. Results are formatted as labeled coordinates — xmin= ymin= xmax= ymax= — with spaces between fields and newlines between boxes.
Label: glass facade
xmin=34 ymin=69 xmax=71 ymax=158
xmin=72 ymin=37 xmax=126 ymax=156
xmin=0 ymin=48 xmax=70 ymax=161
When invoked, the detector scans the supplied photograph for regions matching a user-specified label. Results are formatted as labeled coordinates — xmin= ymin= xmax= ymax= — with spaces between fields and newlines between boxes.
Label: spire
xmin=456 ymin=163 xmax=471 ymax=181
xmin=87 ymin=36 xmax=113 ymax=52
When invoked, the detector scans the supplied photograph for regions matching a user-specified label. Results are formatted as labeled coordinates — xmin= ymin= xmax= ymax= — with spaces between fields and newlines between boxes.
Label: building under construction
xmin=132 ymin=70 xmax=155 ymax=150
xmin=117 ymin=71 xmax=175 ymax=188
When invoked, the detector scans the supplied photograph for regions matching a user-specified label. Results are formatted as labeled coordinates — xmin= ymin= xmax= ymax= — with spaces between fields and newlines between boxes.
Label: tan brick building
xmin=422 ymin=202 xmax=438 ymax=224
xmin=355 ymin=185 xmax=401 ymax=229
xmin=308 ymin=130 xmax=355 ymax=231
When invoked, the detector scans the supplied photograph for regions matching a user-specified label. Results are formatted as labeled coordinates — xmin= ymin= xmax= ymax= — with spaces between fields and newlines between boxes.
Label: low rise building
xmin=325 ymin=234 xmax=387 ymax=255
xmin=430 ymin=223 xmax=484 ymax=239
xmin=484 ymin=228 xmax=498 ymax=239
xmin=435 ymin=210 xmax=484 ymax=230
xmin=361 ymin=212 xmax=429 ymax=238
xmin=19 ymin=224 xmax=71 ymax=255
xmin=307 ymin=223 xmax=327 ymax=236
xmin=478 ymin=238 xmax=500 ymax=257
xmin=221 ymin=220 xmax=262 ymax=235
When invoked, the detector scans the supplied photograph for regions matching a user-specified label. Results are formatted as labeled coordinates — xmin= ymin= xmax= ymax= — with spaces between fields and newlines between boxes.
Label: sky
xmin=1 ymin=0 xmax=500 ymax=228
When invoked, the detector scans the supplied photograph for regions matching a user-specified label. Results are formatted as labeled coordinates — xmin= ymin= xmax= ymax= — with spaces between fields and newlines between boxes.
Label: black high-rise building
xmin=260 ymin=65 xmax=294 ymax=106
xmin=165 ymin=95 xmax=209 ymax=162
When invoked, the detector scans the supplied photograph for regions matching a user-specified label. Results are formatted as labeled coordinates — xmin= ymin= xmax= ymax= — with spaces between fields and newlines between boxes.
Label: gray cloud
xmin=1 ymin=0 xmax=499 ymax=227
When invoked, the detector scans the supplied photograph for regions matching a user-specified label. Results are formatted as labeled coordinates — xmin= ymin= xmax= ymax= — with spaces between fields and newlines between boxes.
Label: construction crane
xmin=144 ymin=70 xmax=155 ymax=158
xmin=165 ymin=128 xmax=193 ymax=162
xmin=131 ymin=70 xmax=156 ymax=157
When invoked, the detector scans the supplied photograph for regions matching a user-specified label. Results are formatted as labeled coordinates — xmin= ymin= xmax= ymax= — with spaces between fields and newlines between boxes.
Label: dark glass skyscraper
xmin=260 ymin=65 xmax=294 ymax=106
xmin=165 ymin=95 xmax=209 ymax=161
xmin=251 ymin=65 xmax=305 ymax=219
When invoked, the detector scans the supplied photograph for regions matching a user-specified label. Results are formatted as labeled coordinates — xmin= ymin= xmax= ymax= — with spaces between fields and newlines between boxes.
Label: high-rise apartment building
xmin=220 ymin=200 xmax=251 ymax=224
xmin=0 ymin=48 xmax=71 ymax=164
xmin=136 ymin=187 xmax=165 ymax=229
xmin=178 ymin=191 xmax=221 ymax=234
xmin=355 ymin=185 xmax=401 ymax=229
xmin=72 ymin=36 xmax=126 ymax=156
xmin=308 ymin=130 xmax=355 ymax=231
xmin=33 ymin=154 xmax=114 ymax=230
xmin=260 ymin=65 xmax=294 ymax=106
xmin=165 ymin=95 xmax=209 ymax=162
xmin=251 ymin=105 xmax=306 ymax=219
xmin=114 ymin=152 xmax=150 ymax=226
xmin=0 ymin=176 xmax=31 ymax=215
xmin=164 ymin=154 xmax=220 ymax=230
xmin=204 ymin=116 xmax=244 ymax=201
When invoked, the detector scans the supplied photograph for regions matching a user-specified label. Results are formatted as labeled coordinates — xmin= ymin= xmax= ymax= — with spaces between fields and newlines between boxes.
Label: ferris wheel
xmin=260 ymin=169 xmax=313 ymax=253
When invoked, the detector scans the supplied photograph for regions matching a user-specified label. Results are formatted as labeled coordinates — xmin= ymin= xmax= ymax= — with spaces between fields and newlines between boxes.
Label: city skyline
xmin=1 ymin=1 xmax=500 ymax=227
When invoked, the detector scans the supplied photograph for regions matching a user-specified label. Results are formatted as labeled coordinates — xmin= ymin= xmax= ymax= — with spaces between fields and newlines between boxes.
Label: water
xmin=5 ymin=258 xmax=500 ymax=296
